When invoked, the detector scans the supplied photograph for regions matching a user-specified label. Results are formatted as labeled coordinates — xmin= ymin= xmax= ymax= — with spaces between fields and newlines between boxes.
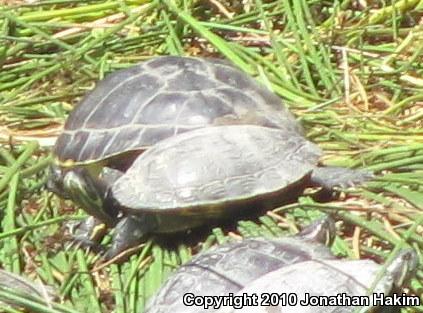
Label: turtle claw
xmin=299 ymin=215 xmax=336 ymax=246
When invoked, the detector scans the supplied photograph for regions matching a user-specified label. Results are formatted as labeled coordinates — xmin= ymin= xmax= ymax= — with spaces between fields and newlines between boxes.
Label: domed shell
xmin=216 ymin=259 xmax=396 ymax=313
xmin=54 ymin=56 xmax=302 ymax=165
xmin=111 ymin=125 xmax=322 ymax=213
xmin=0 ymin=269 xmax=57 ymax=302
xmin=145 ymin=237 xmax=335 ymax=313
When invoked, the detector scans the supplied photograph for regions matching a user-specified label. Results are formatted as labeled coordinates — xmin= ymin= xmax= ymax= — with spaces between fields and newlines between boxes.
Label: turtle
xmin=0 ymin=269 xmax=57 ymax=307
xmin=215 ymin=249 xmax=418 ymax=313
xmin=48 ymin=55 xmax=303 ymax=227
xmin=145 ymin=216 xmax=337 ymax=313
xmin=68 ymin=124 xmax=372 ymax=259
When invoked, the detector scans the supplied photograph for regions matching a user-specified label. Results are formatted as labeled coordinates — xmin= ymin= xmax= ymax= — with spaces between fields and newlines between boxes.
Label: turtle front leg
xmin=103 ymin=214 xmax=158 ymax=261
xmin=67 ymin=216 xmax=108 ymax=252
xmin=310 ymin=166 xmax=374 ymax=191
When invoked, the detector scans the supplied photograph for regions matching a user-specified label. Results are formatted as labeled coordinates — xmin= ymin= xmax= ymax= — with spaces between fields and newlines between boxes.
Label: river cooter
xmin=96 ymin=125 xmax=372 ymax=258
xmin=145 ymin=216 xmax=336 ymax=313
xmin=48 ymin=56 xmax=303 ymax=229
xmin=215 ymin=249 xmax=417 ymax=313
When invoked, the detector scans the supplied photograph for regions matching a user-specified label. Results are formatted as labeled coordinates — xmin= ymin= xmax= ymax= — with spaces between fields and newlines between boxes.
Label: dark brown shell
xmin=145 ymin=237 xmax=335 ymax=313
xmin=54 ymin=56 xmax=302 ymax=164
xmin=111 ymin=125 xmax=321 ymax=213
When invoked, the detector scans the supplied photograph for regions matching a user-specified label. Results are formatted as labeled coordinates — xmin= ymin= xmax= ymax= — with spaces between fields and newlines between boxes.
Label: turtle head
xmin=388 ymin=249 xmax=418 ymax=289
xmin=62 ymin=167 xmax=118 ymax=227
xmin=47 ymin=165 xmax=70 ymax=199
xmin=299 ymin=215 xmax=336 ymax=246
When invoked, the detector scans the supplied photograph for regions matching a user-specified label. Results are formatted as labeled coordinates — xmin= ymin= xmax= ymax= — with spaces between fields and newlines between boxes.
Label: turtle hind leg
xmin=310 ymin=166 xmax=374 ymax=191
xmin=103 ymin=215 xmax=157 ymax=261
xmin=298 ymin=215 xmax=336 ymax=246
